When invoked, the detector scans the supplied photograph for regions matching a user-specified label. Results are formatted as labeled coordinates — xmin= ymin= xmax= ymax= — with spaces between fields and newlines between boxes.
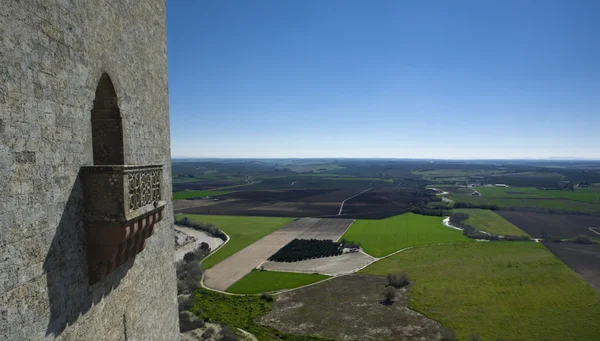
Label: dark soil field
xmin=543 ymin=242 xmax=600 ymax=293
xmin=176 ymin=188 xmax=422 ymax=219
xmin=497 ymin=211 xmax=600 ymax=238
xmin=341 ymin=188 xmax=428 ymax=217
xmin=259 ymin=275 xmax=444 ymax=341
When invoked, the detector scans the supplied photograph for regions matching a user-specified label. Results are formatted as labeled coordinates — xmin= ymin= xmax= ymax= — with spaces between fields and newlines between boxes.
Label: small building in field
xmin=495 ymin=184 xmax=509 ymax=187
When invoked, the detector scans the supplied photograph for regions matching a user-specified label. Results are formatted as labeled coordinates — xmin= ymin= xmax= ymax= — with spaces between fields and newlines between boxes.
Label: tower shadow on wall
xmin=43 ymin=172 xmax=134 ymax=338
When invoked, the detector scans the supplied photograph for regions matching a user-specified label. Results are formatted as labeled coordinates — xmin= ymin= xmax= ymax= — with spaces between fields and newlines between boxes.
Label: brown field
xmin=172 ymin=180 xmax=243 ymax=192
xmin=543 ymin=242 xmax=600 ymax=293
xmin=497 ymin=211 xmax=600 ymax=238
xmin=261 ymin=252 xmax=375 ymax=276
xmin=203 ymin=218 xmax=354 ymax=291
xmin=177 ymin=188 xmax=420 ymax=219
xmin=259 ymin=275 xmax=444 ymax=340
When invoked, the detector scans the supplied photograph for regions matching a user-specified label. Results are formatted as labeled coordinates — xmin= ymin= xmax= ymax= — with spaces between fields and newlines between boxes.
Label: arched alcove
xmin=91 ymin=73 xmax=124 ymax=165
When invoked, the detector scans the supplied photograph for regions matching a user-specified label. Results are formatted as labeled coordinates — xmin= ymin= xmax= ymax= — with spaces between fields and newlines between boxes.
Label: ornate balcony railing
xmin=81 ymin=164 xmax=167 ymax=284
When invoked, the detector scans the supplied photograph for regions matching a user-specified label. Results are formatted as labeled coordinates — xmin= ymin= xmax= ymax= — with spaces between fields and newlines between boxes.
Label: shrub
xmin=176 ymin=258 xmax=204 ymax=295
xmin=382 ymin=286 xmax=396 ymax=305
xmin=469 ymin=333 xmax=481 ymax=341
xmin=175 ymin=217 xmax=227 ymax=241
xmin=449 ymin=212 xmax=469 ymax=226
xmin=411 ymin=207 xmax=451 ymax=216
xmin=259 ymin=293 xmax=274 ymax=302
xmin=574 ymin=235 xmax=595 ymax=244
xmin=439 ymin=328 xmax=457 ymax=341
xmin=219 ymin=326 xmax=238 ymax=341
xmin=201 ymin=327 xmax=215 ymax=340
xmin=503 ymin=235 xmax=533 ymax=242
xmin=387 ymin=272 xmax=410 ymax=288
xmin=340 ymin=239 xmax=361 ymax=249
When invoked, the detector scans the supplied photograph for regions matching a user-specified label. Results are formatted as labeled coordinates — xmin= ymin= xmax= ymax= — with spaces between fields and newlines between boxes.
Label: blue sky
xmin=166 ymin=0 xmax=600 ymax=159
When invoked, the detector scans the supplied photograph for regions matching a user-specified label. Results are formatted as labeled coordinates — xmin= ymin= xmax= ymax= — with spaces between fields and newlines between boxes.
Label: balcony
xmin=81 ymin=164 xmax=167 ymax=284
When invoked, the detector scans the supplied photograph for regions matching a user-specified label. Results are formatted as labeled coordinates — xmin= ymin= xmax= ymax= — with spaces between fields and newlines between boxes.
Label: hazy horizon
xmin=167 ymin=0 xmax=600 ymax=159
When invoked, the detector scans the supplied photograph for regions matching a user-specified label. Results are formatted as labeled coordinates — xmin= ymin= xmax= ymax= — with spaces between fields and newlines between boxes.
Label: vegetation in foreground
xmin=360 ymin=242 xmax=600 ymax=341
xmin=453 ymin=208 xmax=529 ymax=237
xmin=191 ymin=288 xmax=332 ymax=341
xmin=173 ymin=190 xmax=232 ymax=200
xmin=178 ymin=214 xmax=294 ymax=269
xmin=341 ymin=213 xmax=469 ymax=257
xmin=226 ymin=270 xmax=330 ymax=294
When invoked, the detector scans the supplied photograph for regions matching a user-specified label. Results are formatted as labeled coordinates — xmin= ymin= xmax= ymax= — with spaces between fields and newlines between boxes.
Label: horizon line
xmin=171 ymin=156 xmax=600 ymax=162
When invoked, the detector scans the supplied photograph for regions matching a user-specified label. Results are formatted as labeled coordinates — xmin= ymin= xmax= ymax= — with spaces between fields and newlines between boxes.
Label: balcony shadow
xmin=43 ymin=172 xmax=134 ymax=338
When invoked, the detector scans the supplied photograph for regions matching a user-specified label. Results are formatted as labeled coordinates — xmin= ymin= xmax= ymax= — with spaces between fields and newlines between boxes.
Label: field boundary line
xmin=335 ymin=219 xmax=356 ymax=242
xmin=338 ymin=187 xmax=373 ymax=215
xmin=589 ymin=227 xmax=600 ymax=236
xmin=199 ymin=230 xmax=231 ymax=267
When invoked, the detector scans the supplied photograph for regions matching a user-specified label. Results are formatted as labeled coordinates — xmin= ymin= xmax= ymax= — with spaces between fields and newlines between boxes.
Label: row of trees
xmin=175 ymin=217 xmax=227 ymax=241
xmin=269 ymin=239 xmax=343 ymax=262
xmin=452 ymin=202 xmax=499 ymax=210
xmin=411 ymin=207 xmax=451 ymax=216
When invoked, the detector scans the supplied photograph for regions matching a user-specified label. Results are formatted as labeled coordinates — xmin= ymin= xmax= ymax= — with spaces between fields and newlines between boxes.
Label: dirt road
xmin=338 ymin=188 xmax=373 ymax=215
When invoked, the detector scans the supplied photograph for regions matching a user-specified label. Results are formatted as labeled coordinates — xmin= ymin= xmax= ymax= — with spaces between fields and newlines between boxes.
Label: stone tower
xmin=1 ymin=1 xmax=179 ymax=340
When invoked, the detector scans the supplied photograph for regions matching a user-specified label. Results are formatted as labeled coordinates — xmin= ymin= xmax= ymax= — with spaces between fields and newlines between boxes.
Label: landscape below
xmin=173 ymin=159 xmax=600 ymax=341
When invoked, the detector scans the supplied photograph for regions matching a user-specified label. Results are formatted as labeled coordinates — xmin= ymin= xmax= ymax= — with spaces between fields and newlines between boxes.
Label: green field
xmin=454 ymin=208 xmax=529 ymax=236
xmin=476 ymin=186 xmax=600 ymax=203
xmin=340 ymin=213 xmax=469 ymax=257
xmin=177 ymin=214 xmax=294 ymax=269
xmin=191 ymin=289 xmax=329 ymax=341
xmin=360 ymin=242 xmax=600 ymax=341
xmin=226 ymin=270 xmax=330 ymax=294
xmin=446 ymin=186 xmax=600 ymax=213
xmin=173 ymin=190 xmax=232 ymax=200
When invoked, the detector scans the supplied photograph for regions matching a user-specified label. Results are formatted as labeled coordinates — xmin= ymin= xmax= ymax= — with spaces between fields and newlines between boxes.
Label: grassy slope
xmin=454 ymin=208 xmax=530 ymax=236
xmin=360 ymin=242 xmax=600 ymax=341
xmin=340 ymin=213 xmax=469 ymax=257
xmin=178 ymin=214 xmax=294 ymax=269
xmin=173 ymin=190 xmax=232 ymax=200
xmin=192 ymin=289 xmax=331 ymax=341
xmin=226 ymin=271 xmax=330 ymax=294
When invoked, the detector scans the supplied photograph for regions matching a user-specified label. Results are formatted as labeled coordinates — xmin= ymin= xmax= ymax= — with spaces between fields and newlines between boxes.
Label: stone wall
xmin=0 ymin=0 xmax=179 ymax=340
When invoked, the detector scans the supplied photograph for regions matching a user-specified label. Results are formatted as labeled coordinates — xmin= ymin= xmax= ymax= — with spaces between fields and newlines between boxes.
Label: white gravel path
xmin=174 ymin=225 xmax=224 ymax=261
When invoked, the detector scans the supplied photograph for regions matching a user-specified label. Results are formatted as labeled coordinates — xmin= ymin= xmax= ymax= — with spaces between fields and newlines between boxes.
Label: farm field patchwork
xmin=261 ymin=251 xmax=375 ymax=276
xmin=454 ymin=208 xmax=529 ymax=236
xmin=176 ymin=188 xmax=424 ymax=219
xmin=177 ymin=214 xmax=294 ymax=269
xmin=543 ymin=242 xmax=600 ymax=292
xmin=173 ymin=190 xmax=232 ymax=200
xmin=202 ymin=218 xmax=352 ymax=291
xmin=340 ymin=213 xmax=469 ymax=257
xmin=226 ymin=270 xmax=330 ymax=294
xmin=360 ymin=242 xmax=600 ymax=341
xmin=476 ymin=186 xmax=600 ymax=203
xmin=497 ymin=211 xmax=600 ymax=239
